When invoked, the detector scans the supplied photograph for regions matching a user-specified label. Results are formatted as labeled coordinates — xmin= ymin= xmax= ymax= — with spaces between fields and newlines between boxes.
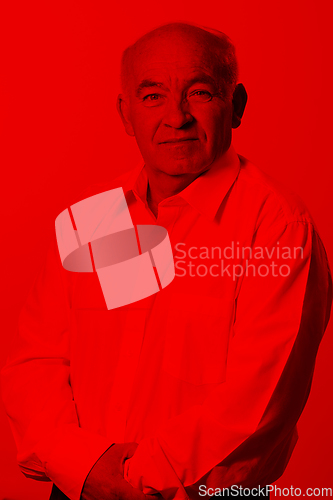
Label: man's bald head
xmin=120 ymin=23 xmax=238 ymax=100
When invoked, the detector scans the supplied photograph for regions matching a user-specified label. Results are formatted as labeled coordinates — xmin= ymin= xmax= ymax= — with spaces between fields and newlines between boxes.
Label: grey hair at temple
xmin=120 ymin=22 xmax=239 ymax=100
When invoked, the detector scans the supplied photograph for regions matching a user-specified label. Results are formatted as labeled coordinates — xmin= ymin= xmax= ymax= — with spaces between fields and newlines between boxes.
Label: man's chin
xmin=153 ymin=159 xmax=209 ymax=177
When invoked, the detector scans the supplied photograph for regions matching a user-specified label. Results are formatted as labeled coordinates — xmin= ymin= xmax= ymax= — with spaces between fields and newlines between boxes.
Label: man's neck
xmin=146 ymin=168 xmax=201 ymax=218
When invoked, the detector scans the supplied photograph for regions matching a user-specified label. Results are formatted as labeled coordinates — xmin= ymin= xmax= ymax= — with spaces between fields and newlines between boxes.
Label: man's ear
xmin=117 ymin=94 xmax=135 ymax=137
xmin=232 ymin=83 xmax=248 ymax=129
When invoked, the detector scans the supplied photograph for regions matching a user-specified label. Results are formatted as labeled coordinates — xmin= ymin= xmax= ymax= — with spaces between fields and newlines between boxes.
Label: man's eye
xmin=189 ymin=90 xmax=213 ymax=102
xmin=143 ymin=94 xmax=160 ymax=101
xmin=142 ymin=94 xmax=164 ymax=107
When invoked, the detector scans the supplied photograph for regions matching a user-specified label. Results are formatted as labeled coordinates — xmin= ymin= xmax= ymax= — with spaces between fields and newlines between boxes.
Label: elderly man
xmin=1 ymin=22 xmax=332 ymax=500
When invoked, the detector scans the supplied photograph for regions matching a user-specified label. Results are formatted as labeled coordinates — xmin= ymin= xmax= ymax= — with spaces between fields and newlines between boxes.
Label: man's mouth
xmin=159 ymin=138 xmax=199 ymax=144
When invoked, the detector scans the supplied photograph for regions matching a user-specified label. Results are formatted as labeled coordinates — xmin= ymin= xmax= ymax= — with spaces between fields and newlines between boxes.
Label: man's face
xmin=120 ymin=30 xmax=235 ymax=176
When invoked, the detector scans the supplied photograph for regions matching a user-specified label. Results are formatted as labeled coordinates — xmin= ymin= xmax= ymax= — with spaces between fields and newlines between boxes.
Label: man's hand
xmin=81 ymin=442 xmax=152 ymax=500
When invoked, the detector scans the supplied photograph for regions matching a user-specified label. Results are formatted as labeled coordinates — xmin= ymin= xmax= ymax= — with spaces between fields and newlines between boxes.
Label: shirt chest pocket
xmin=162 ymin=293 xmax=232 ymax=386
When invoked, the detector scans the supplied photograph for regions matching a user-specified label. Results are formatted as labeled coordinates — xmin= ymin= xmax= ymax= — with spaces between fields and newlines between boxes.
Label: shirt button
xmin=115 ymin=403 xmax=123 ymax=412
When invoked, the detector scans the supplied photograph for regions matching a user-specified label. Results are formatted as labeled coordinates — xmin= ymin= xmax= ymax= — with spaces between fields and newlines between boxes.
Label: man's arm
xmin=0 ymin=235 xmax=146 ymax=500
xmin=124 ymin=221 xmax=332 ymax=499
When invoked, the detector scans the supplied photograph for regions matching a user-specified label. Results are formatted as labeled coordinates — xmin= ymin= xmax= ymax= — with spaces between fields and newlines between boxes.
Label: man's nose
xmin=162 ymin=98 xmax=194 ymax=128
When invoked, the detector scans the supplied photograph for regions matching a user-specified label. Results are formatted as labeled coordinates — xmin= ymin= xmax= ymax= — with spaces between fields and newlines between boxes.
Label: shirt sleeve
xmin=0 ymin=234 xmax=114 ymax=500
xmin=124 ymin=220 xmax=332 ymax=499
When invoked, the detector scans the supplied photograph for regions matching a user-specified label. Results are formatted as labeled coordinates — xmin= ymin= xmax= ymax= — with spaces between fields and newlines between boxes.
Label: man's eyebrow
xmin=135 ymin=75 xmax=218 ymax=97
xmin=136 ymin=79 xmax=166 ymax=97
xmin=185 ymin=74 xmax=218 ymax=87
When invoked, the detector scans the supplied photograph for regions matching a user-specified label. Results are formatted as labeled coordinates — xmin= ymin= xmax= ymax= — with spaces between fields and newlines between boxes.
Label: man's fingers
xmin=123 ymin=441 xmax=139 ymax=459
xmin=111 ymin=442 xmax=138 ymax=473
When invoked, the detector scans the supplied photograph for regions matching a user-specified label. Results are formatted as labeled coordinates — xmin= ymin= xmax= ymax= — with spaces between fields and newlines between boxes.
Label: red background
xmin=1 ymin=1 xmax=332 ymax=498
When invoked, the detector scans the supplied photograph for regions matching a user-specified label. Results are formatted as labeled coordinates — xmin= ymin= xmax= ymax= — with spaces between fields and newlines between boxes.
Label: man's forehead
xmin=130 ymin=31 xmax=221 ymax=88
xmin=121 ymin=23 xmax=237 ymax=96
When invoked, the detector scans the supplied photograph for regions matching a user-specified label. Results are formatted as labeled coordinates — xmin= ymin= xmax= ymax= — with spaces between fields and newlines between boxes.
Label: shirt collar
xmin=123 ymin=145 xmax=240 ymax=221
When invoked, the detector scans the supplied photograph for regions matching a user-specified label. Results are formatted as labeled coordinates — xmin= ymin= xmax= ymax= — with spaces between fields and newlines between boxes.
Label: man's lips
xmin=159 ymin=138 xmax=199 ymax=144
